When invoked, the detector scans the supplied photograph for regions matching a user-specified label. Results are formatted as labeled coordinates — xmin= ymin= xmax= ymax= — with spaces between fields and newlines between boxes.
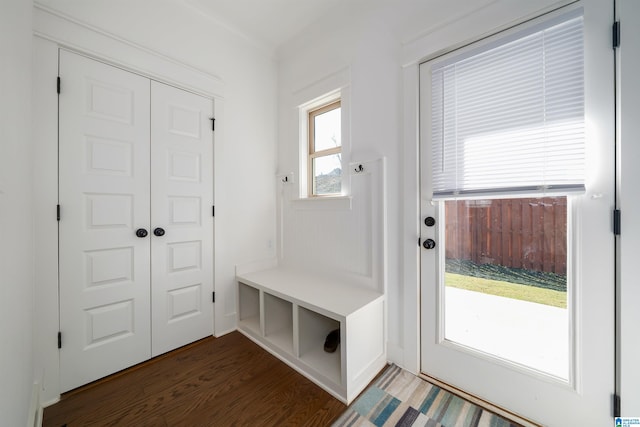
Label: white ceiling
xmin=181 ymin=0 xmax=505 ymax=54
xmin=184 ymin=0 xmax=376 ymax=50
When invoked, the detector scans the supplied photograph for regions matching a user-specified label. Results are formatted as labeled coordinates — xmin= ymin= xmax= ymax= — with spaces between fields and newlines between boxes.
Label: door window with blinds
xmin=429 ymin=13 xmax=583 ymax=378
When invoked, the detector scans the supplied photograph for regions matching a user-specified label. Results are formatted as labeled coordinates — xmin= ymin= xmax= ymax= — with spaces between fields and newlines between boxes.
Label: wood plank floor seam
xmin=44 ymin=332 xmax=346 ymax=427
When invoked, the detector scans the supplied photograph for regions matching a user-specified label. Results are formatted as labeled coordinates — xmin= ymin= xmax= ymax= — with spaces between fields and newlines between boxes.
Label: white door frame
xmin=32 ymin=5 xmax=224 ymax=404
xmin=616 ymin=0 xmax=640 ymax=416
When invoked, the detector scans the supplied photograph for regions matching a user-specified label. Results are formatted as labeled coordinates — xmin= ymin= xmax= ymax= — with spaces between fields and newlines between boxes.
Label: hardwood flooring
xmin=43 ymin=332 xmax=347 ymax=426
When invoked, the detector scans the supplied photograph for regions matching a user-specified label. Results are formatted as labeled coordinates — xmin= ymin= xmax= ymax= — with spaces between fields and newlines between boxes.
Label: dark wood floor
xmin=44 ymin=331 xmax=347 ymax=426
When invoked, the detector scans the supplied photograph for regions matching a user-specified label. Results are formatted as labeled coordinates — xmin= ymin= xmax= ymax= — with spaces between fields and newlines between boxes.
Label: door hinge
xmin=209 ymin=117 xmax=215 ymax=131
xmin=614 ymin=393 xmax=621 ymax=417
xmin=212 ymin=205 xmax=215 ymax=217
xmin=613 ymin=21 xmax=621 ymax=49
xmin=57 ymin=332 xmax=62 ymax=349
xmin=57 ymin=76 xmax=61 ymax=94
xmin=212 ymin=292 xmax=215 ymax=303
xmin=614 ymin=209 xmax=621 ymax=235
xmin=56 ymin=204 xmax=61 ymax=221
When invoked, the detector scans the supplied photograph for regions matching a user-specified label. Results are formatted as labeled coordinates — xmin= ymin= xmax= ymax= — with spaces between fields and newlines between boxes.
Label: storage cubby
xmin=236 ymin=267 xmax=386 ymax=404
xmin=298 ymin=306 xmax=341 ymax=384
xmin=264 ymin=293 xmax=294 ymax=355
xmin=238 ymin=282 xmax=260 ymax=336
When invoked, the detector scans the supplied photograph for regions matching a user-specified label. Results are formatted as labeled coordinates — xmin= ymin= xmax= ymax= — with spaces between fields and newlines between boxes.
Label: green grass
xmin=445 ymin=272 xmax=567 ymax=309
xmin=446 ymin=259 xmax=566 ymax=292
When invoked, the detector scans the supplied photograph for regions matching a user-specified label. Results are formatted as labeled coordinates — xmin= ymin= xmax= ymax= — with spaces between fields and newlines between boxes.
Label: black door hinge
xmin=614 ymin=209 xmax=621 ymax=235
xmin=212 ymin=205 xmax=215 ymax=217
xmin=212 ymin=292 xmax=215 ymax=303
xmin=209 ymin=117 xmax=215 ymax=131
xmin=613 ymin=21 xmax=621 ymax=49
xmin=57 ymin=204 xmax=61 ymax=221
xmin=57 ymin=76 xmax=61 ymax=94
xmin=57 ymin=332 xmax=62 ymax=349
xmin=614 ymin=393 xmax=621 ymax=417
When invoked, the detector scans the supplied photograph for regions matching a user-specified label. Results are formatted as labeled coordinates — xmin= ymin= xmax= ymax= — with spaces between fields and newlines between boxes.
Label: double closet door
xmin=58 ymin=50 xmax=214 ymax=392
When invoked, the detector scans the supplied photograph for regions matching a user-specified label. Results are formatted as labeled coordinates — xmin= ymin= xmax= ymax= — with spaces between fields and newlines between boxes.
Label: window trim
xmin=307 ymin=99 xmax=342 ymax=197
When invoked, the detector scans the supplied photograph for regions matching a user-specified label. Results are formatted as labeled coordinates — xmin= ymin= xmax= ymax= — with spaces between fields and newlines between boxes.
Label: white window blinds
xmin=430 ymin=13 xmax=584 ymax=200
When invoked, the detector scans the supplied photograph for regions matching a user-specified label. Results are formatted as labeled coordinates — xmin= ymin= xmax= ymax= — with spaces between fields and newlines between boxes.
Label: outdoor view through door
xmin=443 ymin=197 xmax=568 ymax=379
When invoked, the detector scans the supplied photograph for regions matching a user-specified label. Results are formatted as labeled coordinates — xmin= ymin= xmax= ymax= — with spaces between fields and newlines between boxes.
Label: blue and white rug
xmin=333 ymin=364 xmax=522 ymax=427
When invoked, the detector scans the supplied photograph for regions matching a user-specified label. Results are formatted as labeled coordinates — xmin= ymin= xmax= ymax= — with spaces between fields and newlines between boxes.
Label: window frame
xmin=307 ymin=99 xmax=342 ymax=197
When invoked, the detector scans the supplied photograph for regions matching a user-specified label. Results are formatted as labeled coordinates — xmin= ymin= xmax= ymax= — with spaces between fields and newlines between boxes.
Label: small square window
xmin=308 ymin=100 xmax=341 ymax=196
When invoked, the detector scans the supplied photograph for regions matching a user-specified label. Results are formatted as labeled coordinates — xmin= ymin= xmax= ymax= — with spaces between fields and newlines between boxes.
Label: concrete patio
xmin=445 ymin=287 xmax=569 ymax=379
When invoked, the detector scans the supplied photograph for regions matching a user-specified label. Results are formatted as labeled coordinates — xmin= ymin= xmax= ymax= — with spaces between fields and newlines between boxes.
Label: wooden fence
xmin=444 ymin=197 xmax=567 ymax=275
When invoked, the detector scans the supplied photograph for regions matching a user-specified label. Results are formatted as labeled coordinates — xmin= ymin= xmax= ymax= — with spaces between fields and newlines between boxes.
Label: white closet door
xmin=150 ymin=81 xmax=214 ymax=356
xmin=59 ymin=50 xmax=151 ymax=392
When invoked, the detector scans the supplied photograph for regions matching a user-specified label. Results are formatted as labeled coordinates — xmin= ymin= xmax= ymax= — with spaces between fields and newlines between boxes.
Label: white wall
xmin=33 ymin=0 xmax=278 ymax=403
xmin=277 ymin=0 xmax=575 ymax=371
xmin=277 ymin=3 xmax=406 ymax=364
xmin=0 ymin=0 xmax=35 ymax=424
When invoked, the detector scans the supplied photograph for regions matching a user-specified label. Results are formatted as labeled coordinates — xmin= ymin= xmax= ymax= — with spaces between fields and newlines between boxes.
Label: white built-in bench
xmin=236 ymin=267 xmax=386 ymax=404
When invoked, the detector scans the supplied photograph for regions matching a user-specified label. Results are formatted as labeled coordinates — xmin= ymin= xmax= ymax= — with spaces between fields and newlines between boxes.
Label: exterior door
xmin=59 ymin=50 xmax=152 ymax=392
xmin=419 ymin=1 xmax=615 ymax=425
xmin=150 ymin=81 xmax=214 ymax=356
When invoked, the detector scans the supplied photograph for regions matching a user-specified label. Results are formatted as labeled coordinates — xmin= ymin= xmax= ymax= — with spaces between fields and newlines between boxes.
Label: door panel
xmin=59 ymin=50 xmax=151 ymax=392
xmin=150 ymin=81 xmax=214 ymax=357
xmin=419 ymin=2 xmax=615 ymax=425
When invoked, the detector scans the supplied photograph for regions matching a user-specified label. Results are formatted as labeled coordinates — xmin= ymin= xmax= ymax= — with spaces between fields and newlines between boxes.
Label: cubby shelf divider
xmin=236 ymin=267 xmax=386 ymax=404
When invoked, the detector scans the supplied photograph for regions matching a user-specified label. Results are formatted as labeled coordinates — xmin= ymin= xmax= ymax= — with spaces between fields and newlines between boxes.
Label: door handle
xmin=153 ymin=227 xmax=165 ymax=237
xmin=423 ymin=238 xmax=436 ymax=249
xmin=136 ymin=228 xmax=148 ymax=238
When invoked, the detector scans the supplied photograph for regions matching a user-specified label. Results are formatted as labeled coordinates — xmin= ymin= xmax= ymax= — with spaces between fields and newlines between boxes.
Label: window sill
xmin=290 ymin=196 xmax=352 ymax=211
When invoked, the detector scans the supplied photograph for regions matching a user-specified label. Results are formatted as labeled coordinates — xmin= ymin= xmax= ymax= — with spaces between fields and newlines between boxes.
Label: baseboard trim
xmin=40 ymin=397 xmax=60 ymax=409
xmin=386 ymin=342 xmax=404 ymax=369
xmin=215 ymin=311 xmax=237 ymax=337
xmin=214 ymin=326 xmax=237 ymax=337
xmin=27 ymin=382 xmax=42 ymax=427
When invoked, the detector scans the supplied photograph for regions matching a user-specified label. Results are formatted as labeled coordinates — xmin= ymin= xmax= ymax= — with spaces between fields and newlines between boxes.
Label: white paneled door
xmin=150 ymin=81 xmax=214 ymax=357
xmin=59 ymin=50 xmax=214 ymax=392
xmin=59 ymin=51 xmax=152 ymax=392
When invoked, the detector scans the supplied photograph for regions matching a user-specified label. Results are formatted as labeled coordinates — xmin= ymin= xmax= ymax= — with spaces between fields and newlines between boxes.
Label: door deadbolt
xmin=423 ymin=238 xmax=436 ymax=249
xmin=424 ymin=217 xmax=436 ymax=227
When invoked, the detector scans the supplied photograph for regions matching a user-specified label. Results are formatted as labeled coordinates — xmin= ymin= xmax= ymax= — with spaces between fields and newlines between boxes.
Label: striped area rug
xmin=333 ymin=364 xmax=521 ymax=427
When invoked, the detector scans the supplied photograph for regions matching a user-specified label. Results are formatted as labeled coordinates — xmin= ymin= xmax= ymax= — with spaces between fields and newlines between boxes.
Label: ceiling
xmin=184 ymin=0 xmax=376 ymax=50
xmin=181 ymin=0 xmax=504 ymax=54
